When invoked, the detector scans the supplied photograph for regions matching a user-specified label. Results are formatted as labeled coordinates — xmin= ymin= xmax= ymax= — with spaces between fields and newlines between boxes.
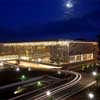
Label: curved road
xmin=9 ymin=70 xmax=81 ymax=100
xmin=28 ymin=70 xmax=81 ymax=100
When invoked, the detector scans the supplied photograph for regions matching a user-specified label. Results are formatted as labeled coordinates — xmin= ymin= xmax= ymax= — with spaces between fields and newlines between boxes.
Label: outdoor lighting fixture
xmin=57 ymin=71 xmax=61 ymax=75
xmin=88 ymin=93 xmax=94 ymax=99
xmin=46 ymin=91 xmax=51 ymax=96
xmin=21 ymin=75 xmax=26 ymax=80
xmin=28 ymin=67 xmax=31 ymax=71
xmin=16 ymin=67 xmax=20 ymax=72
xmin=37 ymin=81 xmax=42 ymax=87
xmin=19 ymin=75 xmax=27 ymax=81
xmin=37 ymin=81 xmax=41 ymax=85
xmin=92 ymin=71 xmax=97 ymax=76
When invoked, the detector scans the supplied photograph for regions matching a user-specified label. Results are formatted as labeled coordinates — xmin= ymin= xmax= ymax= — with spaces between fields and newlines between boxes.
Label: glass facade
xmin=0 ymin=40 xmax=98 ymax=64
xmin=70 ymin=53 xmax=94 ymax=63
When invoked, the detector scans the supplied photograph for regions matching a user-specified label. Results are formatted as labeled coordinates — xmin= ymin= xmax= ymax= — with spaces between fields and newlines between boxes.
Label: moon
xmin=66 ymin=1 xmax=73 ymax=8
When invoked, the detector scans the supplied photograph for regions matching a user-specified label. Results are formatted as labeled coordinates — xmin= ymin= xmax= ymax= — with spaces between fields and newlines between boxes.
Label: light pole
xmin=46 ymin=91 xmax=54 ymax=100
xmin=57 ymin=71 xmax=61 ymax=75
xmin=37 ymin=81 xmax=42 ymax=87
xmin=46 ymin=91 xmax=51 ymax=97
xmin=20 ymin=75 xmax=27 ymax=81
xmin=88 ymin=93 xmax=94 ymax=100
xmin=16 ymin=67 xmax=20 ymax=72
xmin=92 ymin=71 xmax=98 ymax=87
xmin=28 ymin=67 xmax=31 ymax=71
xmin=92 ymin=71 xmax=97 ymax=77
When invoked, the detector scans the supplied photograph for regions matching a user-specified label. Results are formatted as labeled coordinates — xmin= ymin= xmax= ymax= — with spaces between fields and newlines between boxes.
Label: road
xmin=57 ymin=73 xmax=96 ymax=100
xmin=3 ymin=61 xmax=81 ymax=100
xmin=8 ymin=70 xmax=81 ymax=100
xmin=1 ymin=61 xmax=97 ymax=100
xmin=28 ymin=70 xmax=81 ymax=100
xmin=31 ymin=72 xmax=95 ymax=100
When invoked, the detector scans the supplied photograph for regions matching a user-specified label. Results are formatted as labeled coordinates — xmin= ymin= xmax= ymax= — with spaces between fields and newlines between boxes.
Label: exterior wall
xmin=69 ymin=42 xmax=98 ymax=64
xmin=70 ymin=53 xmax=94 ymax=63
xmin=49 ymin=45 xmax=69 ymax=64
xmin=0 ymin=40 xmax=98 ymax=64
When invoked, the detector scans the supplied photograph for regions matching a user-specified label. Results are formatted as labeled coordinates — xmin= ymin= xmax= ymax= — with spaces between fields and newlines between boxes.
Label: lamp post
xmin=28 ymin=67 xmax=31 ymax=71
xmin=57 ymin=71 xmax=61 ymax=75
xmin=46 ymin=91 xmax=51 ymax=100
xmin=92 ymin=71 xmax=98 ymax=87
xmin=37 ymin=81 xmax=42 ymax=87
xmin=92 ymin=71 xmax=97 ymax=77
xmin=16 ymin=67 xmax=20 ymax=72
xmin=46 ymin=91 xmax=54 ymax=100
xmin=20 ymin=75 xmax=27 ymax=81
xmin=88 ymin=93 xmax=94 ymax=100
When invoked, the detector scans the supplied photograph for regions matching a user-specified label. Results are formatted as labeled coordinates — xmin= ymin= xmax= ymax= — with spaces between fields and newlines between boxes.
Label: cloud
xmin=41 ymin=10 xmax=100 ymax=34
xmin=0 ymin=10 xmax=100 ymax=41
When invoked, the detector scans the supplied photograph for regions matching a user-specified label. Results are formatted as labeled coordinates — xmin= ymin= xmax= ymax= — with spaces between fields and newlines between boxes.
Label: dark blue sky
xmin=0 ymin=0 xmax=100 ymax=42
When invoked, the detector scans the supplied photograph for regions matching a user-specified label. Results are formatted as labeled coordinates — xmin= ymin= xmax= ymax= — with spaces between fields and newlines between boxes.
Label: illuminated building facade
xmin=0 ymin=40 xmax=98 ymax=65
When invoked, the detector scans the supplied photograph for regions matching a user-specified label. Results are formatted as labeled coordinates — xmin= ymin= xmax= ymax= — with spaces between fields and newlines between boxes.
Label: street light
xmin=92 ymin=71 xmax=97 ymax=76
xmin=57 ymin=71 xmax=61 ymax=75
xmin=46 ymin=91 xmax=51 ymax=97
xmin=19 ymin=74 xmax=27 ymax=81
xmin=16 ymin=67 xmax=20 ymax=72
xmin=28 ymin=67 xmax=31 ymax=71
xmin=21 ymin=75 xmax=26 ymax=80
xmin=88 ymin=93 xmax=94 ymax=99
xmin=37 ymin=81 xmax=41 ymax=85
xmin=37 ymin=81 xmax=43 ymax=87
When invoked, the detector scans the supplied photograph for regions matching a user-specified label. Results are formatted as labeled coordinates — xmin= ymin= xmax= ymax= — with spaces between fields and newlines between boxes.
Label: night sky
xmin=0 ymin=0 xmax=100 ymax=42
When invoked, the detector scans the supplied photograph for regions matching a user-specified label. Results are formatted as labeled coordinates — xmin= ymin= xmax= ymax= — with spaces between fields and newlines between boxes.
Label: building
xmin=0 ymin=40 xmax=98 ymax=65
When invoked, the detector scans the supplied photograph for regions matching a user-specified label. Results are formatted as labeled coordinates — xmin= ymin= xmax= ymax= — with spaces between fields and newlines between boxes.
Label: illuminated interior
xmin=0 ymin=40 xmax=98 ymax=64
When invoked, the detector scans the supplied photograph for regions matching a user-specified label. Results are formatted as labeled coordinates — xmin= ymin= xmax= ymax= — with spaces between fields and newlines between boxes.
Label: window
xmin=87 ymin=53 xmax=93 ymax=60
xmin=75 ymin=55 xmax=81 ymax=62
xmin=70 ymin=56 xmax=75 ymax=63
xmin=83 ymin=54 xmax=87 ymax=61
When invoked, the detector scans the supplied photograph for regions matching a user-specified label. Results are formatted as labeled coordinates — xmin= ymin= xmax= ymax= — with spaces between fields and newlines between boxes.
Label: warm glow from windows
xmin=70 ymin=53 xmax=94 ymax=63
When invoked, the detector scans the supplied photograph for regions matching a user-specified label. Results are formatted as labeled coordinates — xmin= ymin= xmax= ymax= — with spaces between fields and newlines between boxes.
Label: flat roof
xmin=2 ymin=40 xmax=98 ymax=46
